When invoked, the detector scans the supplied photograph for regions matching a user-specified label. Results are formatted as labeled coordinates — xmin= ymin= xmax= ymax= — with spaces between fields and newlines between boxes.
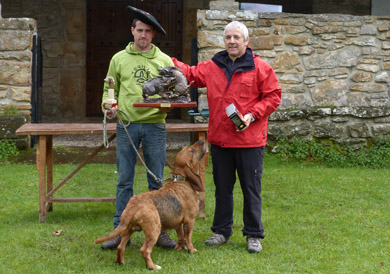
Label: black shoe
xmin=156 ymin=231 xmax=176 ymax=249
xmin=101 ymin=235 xmax=130 ymax=250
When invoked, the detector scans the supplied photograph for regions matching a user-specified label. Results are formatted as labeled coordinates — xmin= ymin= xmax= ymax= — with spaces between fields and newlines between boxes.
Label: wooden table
xmin=16 ymin=123 xmax=208 ymax=223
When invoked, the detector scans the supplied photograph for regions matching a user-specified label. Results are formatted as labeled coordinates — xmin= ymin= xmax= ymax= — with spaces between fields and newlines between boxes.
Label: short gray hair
xmin=223 ymin=21 xmax=249 ymax=41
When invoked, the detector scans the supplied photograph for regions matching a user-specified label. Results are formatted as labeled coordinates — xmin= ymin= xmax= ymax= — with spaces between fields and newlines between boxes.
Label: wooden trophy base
xmin=133 ymin=101 xmax=197 ymax=108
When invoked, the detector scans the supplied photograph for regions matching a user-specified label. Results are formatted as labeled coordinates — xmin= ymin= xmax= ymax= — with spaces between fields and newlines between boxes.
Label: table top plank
xmin=16 ymin=123 xmax=208 ymax=136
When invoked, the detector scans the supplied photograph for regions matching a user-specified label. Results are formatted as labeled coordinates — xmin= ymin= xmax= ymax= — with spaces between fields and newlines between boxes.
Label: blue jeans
xmin=113 ymin=122 xmax=166 ymax=228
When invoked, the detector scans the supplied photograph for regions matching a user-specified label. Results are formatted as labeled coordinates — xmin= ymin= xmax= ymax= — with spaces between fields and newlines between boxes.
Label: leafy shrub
xmin=0 ymin=139 xmax=19 ymax=161
xmin=272 ymin=138 xmax=390 ymax=168
xmin=1 ymin=106 xmax=18 ymax=117
xmin=363 ymin=139 xmax=390 ymax=168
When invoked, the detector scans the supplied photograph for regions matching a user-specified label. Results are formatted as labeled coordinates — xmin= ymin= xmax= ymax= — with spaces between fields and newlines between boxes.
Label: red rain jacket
xmin=172 ymin=47 xmax=281 ymax=148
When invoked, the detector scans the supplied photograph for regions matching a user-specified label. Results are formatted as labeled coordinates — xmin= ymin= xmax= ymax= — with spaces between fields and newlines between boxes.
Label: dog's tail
xmin=93 ymin=207 xmax=137 ymax=245
xmin=93 ymin=224 xmax=126 ymax=244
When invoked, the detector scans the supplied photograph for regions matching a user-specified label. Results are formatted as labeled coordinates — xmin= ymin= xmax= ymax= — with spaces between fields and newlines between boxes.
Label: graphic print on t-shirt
xmin=133 ymin=65 xmax=152 ymax=84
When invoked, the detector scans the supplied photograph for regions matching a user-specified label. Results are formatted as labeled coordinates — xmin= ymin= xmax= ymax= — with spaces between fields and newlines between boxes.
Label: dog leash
xmin=103 ymin=108 xmax=163 ymax=186
xmin=103 ymin=109 xmax=118 ymax=148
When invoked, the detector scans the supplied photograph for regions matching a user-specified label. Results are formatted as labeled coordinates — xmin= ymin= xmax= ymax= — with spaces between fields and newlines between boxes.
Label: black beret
xmin=126 ymin=6 xmax=167 ymax=36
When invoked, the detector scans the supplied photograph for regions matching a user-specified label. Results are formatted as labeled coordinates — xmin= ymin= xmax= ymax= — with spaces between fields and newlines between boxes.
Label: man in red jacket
xmin=172 ymin=21 xmax=281 ymax=253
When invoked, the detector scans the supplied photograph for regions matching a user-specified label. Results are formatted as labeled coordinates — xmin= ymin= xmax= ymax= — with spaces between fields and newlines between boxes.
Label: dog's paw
xmin=174 ymin=245 xmax=185 ymax=251
xmin=188 ymin=248 xmax=197 ymax=253
xmin=148 ymin=264 xmax=161 ymax=270
xmin=114 ymin=258 xmax=125 ymax=265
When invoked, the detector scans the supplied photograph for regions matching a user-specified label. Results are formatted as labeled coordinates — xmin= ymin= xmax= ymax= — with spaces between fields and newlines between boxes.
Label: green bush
xmin=0 ymin=106 xmax=18 ymax=116
xmin=273 ymin=137 xmax=390 ymax=168
xmin=0 ymin=139 xmax=19 ymax=161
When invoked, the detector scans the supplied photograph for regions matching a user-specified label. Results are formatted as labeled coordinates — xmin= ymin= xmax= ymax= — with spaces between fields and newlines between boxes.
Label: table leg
xmin=37 ymin=136 xmax=47 ymax=223
xmin=47 ymin=136 xmax=53 ymax=212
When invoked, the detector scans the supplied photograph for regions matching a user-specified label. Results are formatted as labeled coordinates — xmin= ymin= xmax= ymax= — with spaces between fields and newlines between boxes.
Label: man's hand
xmin=102 ymin=103 xmax=118 ymax=118
xmin=238 ymin=113 xmax=254 ymax=132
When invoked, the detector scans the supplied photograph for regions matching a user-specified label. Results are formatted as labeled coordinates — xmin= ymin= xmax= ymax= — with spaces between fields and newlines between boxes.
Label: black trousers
xmin=210 ymin=144 xmax=265 ymax=239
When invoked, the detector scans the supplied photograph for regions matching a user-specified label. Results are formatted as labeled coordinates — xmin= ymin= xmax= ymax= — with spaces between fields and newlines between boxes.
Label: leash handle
xmin=103 ymin=109 xmax=114 ymax=148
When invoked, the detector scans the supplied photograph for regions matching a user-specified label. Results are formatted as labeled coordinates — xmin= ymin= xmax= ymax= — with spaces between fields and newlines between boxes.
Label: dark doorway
xmin=86 ymin=0 xmax=183 ymax=117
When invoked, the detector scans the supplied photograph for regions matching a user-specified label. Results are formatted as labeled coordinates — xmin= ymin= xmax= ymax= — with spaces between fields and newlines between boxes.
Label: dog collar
xmin=172 ymin=175 xmax=188 ymax=182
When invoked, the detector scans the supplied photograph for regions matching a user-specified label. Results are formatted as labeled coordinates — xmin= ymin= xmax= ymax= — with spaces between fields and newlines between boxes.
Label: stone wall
xmin=1 ymin=0 xmax=87 ymax=121
xmin=0 ymin=0 xmax=204 ymax=122
xmin=196 ymin=8 xmax=390 ymax=147
xmin=2 ymin=0 xmax=390 ymax=148
xmin=0 ymin=5 xmax=36 ymax=148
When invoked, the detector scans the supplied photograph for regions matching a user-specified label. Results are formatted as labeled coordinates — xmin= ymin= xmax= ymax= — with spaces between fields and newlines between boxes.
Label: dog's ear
xmin=184 ymin=165 xmax=205 ymax=192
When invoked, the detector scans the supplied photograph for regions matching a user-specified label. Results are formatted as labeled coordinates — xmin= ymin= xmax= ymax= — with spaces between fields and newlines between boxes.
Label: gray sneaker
xmin=247 ymin=237 xmax=262 ymax=253
xmin=101 ymin=235 xmax=130 ymax=250
xmin=156 ymin=231 xmax=177 ymax=249
xmin=205 ymin=233 xmax=230 ymax=246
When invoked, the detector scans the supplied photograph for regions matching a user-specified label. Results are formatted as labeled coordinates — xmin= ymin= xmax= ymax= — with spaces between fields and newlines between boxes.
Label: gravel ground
xmin=52 ymin=131 xmax=193 ymax=149
xmin=14 ymin=132 xmax=186 ymax=165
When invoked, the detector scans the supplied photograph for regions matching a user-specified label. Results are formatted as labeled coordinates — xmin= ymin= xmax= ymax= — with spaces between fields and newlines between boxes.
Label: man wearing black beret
xmin=101 ymin=6 xmax=176 ymax=250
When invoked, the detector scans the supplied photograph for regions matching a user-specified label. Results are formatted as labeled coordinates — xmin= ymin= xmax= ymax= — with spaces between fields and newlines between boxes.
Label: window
xmin=239 ymin=2 xmax=282 ymax=12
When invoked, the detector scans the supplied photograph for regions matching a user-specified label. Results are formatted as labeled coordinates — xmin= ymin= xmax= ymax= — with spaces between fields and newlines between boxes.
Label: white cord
xmin=102 ymin=108 xmax=163 ymax=186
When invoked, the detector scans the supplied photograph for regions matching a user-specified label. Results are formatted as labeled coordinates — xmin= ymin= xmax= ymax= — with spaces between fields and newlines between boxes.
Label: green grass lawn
xmin=1 ymin=154 xmax=389 ymax=273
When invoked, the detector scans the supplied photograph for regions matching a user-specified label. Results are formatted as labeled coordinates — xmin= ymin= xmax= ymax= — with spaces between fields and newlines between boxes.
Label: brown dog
xmin=94 ymin=140 xmax=206 ymax=270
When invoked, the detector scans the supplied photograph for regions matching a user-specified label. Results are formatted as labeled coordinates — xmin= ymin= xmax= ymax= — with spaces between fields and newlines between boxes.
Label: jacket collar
xmin=212 ymin=47 xmax=255 ymax=69
xmin=212 ymin=47 xmax=256 ymax=86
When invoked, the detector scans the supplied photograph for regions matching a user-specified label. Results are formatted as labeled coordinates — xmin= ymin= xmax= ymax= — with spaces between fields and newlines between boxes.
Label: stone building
xmin=195 ymin=7 xmax=390 ymax=147
xmin=1 ymin=0 xmax=390 ymax=148
xmin=0 ymin=2 xmax=36 ymax=148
